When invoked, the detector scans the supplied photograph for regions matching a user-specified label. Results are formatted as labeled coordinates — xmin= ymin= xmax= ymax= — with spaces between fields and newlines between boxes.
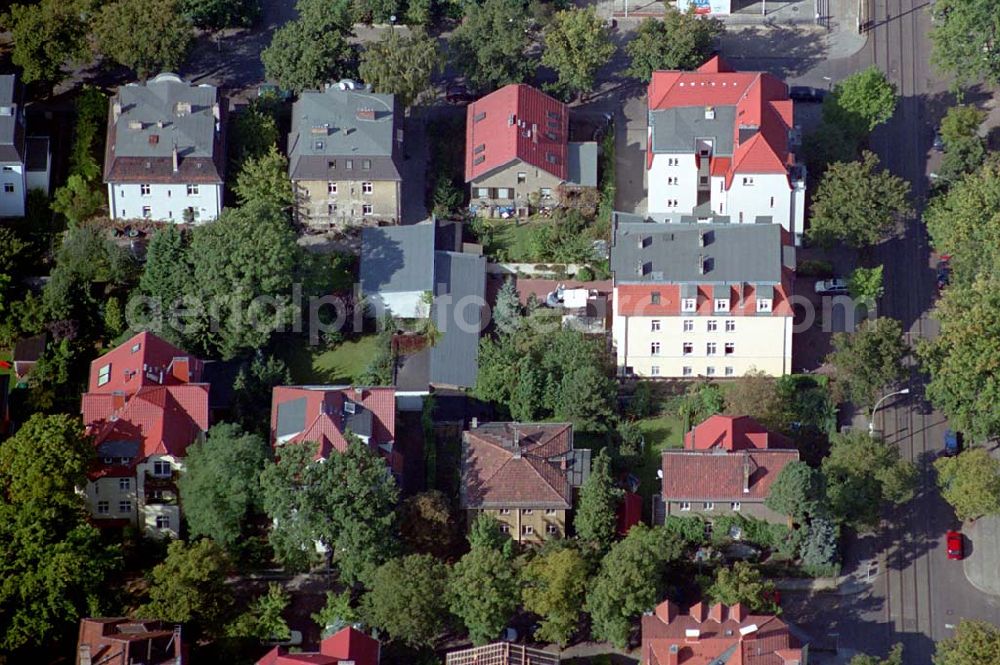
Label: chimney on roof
xmin=698 ymin=254 xmax=707 ymax=275
xmin=172 ymin=145 xmax=179 ymax=172
xmin=78 ymin=645 xmax=92 ymax=665
xmin=532 ymin=123 xmax=538 ymax=144
xmin=213 ymin=102 xmax=220 ymax=121
xmin=512 ymin=426 xmax=521 ymax=459
xmin=705 ymin=106 xmax=716 ymax=120
xmin=684 ymin=629 xmax=700 ymax=643
xmin=148 ymin=134 xmax=159 ymax=145
xmin=356 ymin=107 xmax=376 ymax=121
xmin=128 ymin=120 xmax=143 ymax=130
xmin=175 ymin=101 xmax=192 ymax=116
xmin=113 ymin=102 xmax=122 ymax=123
xmin=743 ymin=452 xmax=752 ymax=493
xmin=667 ymin=644 xmax=680 ymax=665
xmin=470 ymin=417 xmax=479 ymax=429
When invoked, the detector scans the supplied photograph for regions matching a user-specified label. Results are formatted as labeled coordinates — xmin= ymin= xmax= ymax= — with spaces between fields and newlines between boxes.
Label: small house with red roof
xmin=465 ymin=84 xmax=596 ymax=216
xmin=460 ymin=421 xmax=591 ymax=544
xmin=270 ymin=385 xmax=401 ymax=477
xmin=660 ymin=415 xmax=799 ymax=524
xmin=76 ymin=617 xmax=186 ymax=665
xmin=646 ymin=56 xmax=806 ymax=245
xmin=80 ymin=331 xmax=210 ymax=538
xmin=641 ymin=600 xmax=805 ymax=665
xmin=610 ymin=219 xmax=795 ymax=378
xmin=257 ymin=626 xmax=380 ymax=665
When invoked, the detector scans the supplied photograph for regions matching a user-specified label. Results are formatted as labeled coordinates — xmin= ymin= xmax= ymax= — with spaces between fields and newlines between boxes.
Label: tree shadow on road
xmin=721 ymin=24 xmax=830 ymax=79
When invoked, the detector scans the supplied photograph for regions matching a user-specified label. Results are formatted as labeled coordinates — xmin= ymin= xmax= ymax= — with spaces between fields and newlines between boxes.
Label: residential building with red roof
xmin=610 ymin=219 xmax=795 ymax=378
xmin=465 ymin=84 xmax=597 ymax=216
xmin=76 ymin=617 xmax=185 ymax=665
xmin=257 ymin=626 xmax=380 ymax=665
xmin=460 ymin=421 xmax=591 ymax=544
xmin=80 ymin=331 xmax=210 ymax=538
xmin=641 ymin=600 xmax=805 ymax=665
xmin=659 ymin=415 xmax=799 ymax=524
xmin=646 ymin=56 xmax=806 ymax=245
xmin=270 ymin=385 xmax=401 ymax=476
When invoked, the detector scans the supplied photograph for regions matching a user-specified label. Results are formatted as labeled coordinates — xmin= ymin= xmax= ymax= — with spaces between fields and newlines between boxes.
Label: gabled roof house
xmin=76 ymin=618 xmax=185 ymax=665
xmin=257 ymin=626 xmax=380 ymax=665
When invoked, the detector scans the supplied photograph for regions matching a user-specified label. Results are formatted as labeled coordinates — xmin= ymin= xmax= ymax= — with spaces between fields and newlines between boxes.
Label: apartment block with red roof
xmin=641 ymin=600 xmax=806 ymax=665
xmin=646 ymin=56 xmax=806 ymax=245
xmin=76 ymin=617 xmax=185 ymax=665
xmin=659 ymin=415 xmax=800 ymax=525
xmin=460 ymin=421 xmax=591 ymax=544
xmin=465 ymin=84 xmax=597 ymax=217
xmin=257 ymin=626 xmax=380 ymax=665
xmin=80 ymin=331 xmax=210 ymax=538
xmin=610 ymin=218 xmax=795 ymax=378
xmin=270 ymin=385 xmax=401 ymax=477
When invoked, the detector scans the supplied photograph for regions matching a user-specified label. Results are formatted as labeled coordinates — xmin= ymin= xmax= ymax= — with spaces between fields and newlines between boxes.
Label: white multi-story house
xmin=0 ymin=74 xmax=50 ymax=217
xmin=104 ymin=73 xmax=225 ymax=223
xmin=610 ymin=215 xmax=795 ymax=378
xmin=646 ymin=56 xmax=806 ymax=245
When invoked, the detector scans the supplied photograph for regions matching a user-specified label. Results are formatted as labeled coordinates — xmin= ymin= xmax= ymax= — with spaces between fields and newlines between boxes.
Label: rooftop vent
xmin=175 ymin=101 xmax=192 ymax=116
xmin=356 ymin=107 xmax=376 ymax=121
xmin=148 ymin=134 xmax=159 ymax=145
xmin=705 ymin=106 xmax=716 ymax=120
xmin=311 ymin=124 xmax=330 ymax=135
xmin=698 ymin=254 xmax=707 ymax=275
xmin=685 ymin=629 xmax=701 ymax=642
xmin=128 ymin=120 xmax=143 ymax=130
xmin=508 ymin=113 xmax=516 ymax=126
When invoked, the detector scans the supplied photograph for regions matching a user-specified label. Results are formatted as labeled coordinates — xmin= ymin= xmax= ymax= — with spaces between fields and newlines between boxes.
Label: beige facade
xmin=612 ymin=307 xmax=793 ymax=378
xmin=664 ymin=499 xmax=787 ymax=525
xmin=469 ymin=507 xmax=566 ymax=545
xmin=469 ymin=160 xmax=565 ymax=214
xmin=295 ymin=178 xmax=401 ymax=227
xmin=83 ymin=454 xmax=183 ymax=539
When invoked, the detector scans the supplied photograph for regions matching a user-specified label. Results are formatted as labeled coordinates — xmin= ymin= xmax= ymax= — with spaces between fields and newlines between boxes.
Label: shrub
xmin=575 ymin=266 xmax=595 ymax=281
xmin=796 ymin=259 xmax=835 ymax=277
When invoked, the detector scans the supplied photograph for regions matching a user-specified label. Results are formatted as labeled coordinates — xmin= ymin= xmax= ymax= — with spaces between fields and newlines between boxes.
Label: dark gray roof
xmin=430 ymin=251 xmax=486 ymax=389
xmin=360 ymin=224 xmax=436 ymax=294
xmin=25 ymin=137 xmax=48 ymax=171
xmin=567 ymin=448 xmax=591 ymax=487
xmin=113 ymin=73 xmax=219 ymax=159
xmin=649 ymin=106 xmax=736 ymax=156
xmin=276 ymin=397 xmax=307 ymax=439
xmin=0 ymin=75 xmax=24 ymax=163
xmin=757 ymin=284 xmax=775 ymax=300
xmin=288 ymin=87 xmax=400 ymax=181
xmin=344 ymin=402 xmax=373 ymax=438
xmin=567 ymin=141 xmax=598 ymax=187
xmin=97 ymin=440 xmax=141 ymax=458
xmin=612 ymin=222 xmax=785 ymax=284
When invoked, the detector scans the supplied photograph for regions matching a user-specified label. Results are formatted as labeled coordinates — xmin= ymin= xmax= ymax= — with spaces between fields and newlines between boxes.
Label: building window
xmin=328 ymin=203 xmax=337 ymax=215
xmin=140 ymin=183 xmax=151 ymax=195
xmin=731 ymin=502 xmax=742 ymax=511
xmin=683 ymin=319 xmax=694 ymax=332
xmin=651 ymin=365 xmax=660 ymax=376
xmin=700 ymin=176 xmax=708 ymax=185
xmin=707 ymin=320 xmax=717 ymax=332
xmin=496 ymin=188 xmax=511 ymax=199
xmin=97 ymin=501 xmax=110 ymax=515
xmin=500 ymin=508 xmax=511 ymax=515
xmin=103 ymin=457 xmax=114 ymax=465
xmin=362 ymin=182 xmax=373 ymax=194
xmin=131 ymin=343 xmax=141 ymax=354
xmin=667 ymin=177 xmax=677 ymax=185
xmin=544 ymin=509 xmax=557 ymax=515
xmin=680 ymin=501 xmax=691 ymax=511
xmin=650 ymin=342 xmax=661 ymax=356
xmin=345 ymin=159 xmax=353 ymax=170
xmin=517 ymin=172 xmax=526 ymax=183
xmin=770 ymin=196 xmax=775 ymax=207
xmin=3 ymin=182 xmax=13 ymax=193
xmin=362 ymin=159 xmax=371 ymax=170
xmin=540 ymin=187 xmax=553 ymax=199
xmin=682 ymin=342 xmax=693 ymax=356
xmin=651 ymin=320 xmax=661 ymax=332
xmin=725 ymin=320 xmax=736 ymax=332
xmin=327 ymin=182 xmax=337 ymax=194
xmin=715 ymin=298 xmax=730 ymax=312
xmin=725 ymin=342 xmax=735 ymax=356
xmin=681 ymin=298 xmax=697 ymax=312
xmin=475 ymin=187 xmax=489 ymax=198
xmin=362 ymin=204 xmax=373 ymax=215
xmin=186 ymin=184 xmax=199 ymax=196
xmin=1 ymin=166 xmax=11 ymax=171
xmin=153 ymin=461 xmax=171 ymax=477
xmin=725 ymin=366 xmax=735 ymax=377
xmin=523 ymin=509 xmax=534 ymax=515
xmin=97 ymin=364 xmax=111 ymax=386
xmin=683 ymin=366 xmax=693 ymax=377
xmin=523 ymin=525 xmax=534 ymax=536
xmin=743 ymin=177 xmax=754 ymax=186
xmin=757 ymin=298 xmax=772 ymax=312
xmin=500 ymin=523 xmax=510 ymax=534
xmin=546 ymin=524 xmax=559 ymax=535
xmin=651 ymin=291 xmax=661 ymax=305
xmin=704 ymin=502 xmax=715 ymax=511
xmin=118 ymin=500 xmax=132 ymax=513
xmin=119 ymin=478 xmax=131 ymax=491
xmin=156 ymin=515 xmax=171 ymax=529
xmin=142 ymin=206 xmax=152 ymax=218
xmin=706 ymin=366 xmax=716 ymax=376
xmin=707 ymin=342 xmax=717 ymax=355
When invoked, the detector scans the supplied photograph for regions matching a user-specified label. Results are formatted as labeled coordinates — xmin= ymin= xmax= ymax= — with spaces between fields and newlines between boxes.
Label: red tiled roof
xmin=684 ymin=415 xmax=791 ymax=451
xmin=661 ymin=449 xmax=799 ymax=502
xmin=87 ymin=331 xmax=204 ymax=395
xmin=615 ymin=281 xmax=795 ymax=318
xmin=461 ymin=423 xmax=575 ymax=509
xmin=270 ymin=386 xmax=399 ymax=474
xmin=642 ymin=601 xmax=803 ymax=665
xmin=77 ymin=618 xmax=184 ymax=665
xmin=257 ymin=627 xmax=380 ymax=665
xmin=465 ymin=84 xmax=569 ymax=182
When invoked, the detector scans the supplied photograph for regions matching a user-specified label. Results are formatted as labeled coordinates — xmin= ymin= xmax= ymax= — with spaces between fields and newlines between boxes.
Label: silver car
xmin=815 ymin=278 xmax=849 ymax=295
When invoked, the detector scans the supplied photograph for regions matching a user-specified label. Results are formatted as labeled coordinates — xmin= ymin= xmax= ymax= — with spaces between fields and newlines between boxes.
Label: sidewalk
xmin=774 ymin=559 xmax=880 ymax=596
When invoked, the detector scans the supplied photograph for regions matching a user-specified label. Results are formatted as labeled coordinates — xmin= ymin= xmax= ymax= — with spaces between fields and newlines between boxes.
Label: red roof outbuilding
xmin=684 ymin=415 xmax=792 ymax=451
xmin=257 ymin=626 xmax=380 ymax=665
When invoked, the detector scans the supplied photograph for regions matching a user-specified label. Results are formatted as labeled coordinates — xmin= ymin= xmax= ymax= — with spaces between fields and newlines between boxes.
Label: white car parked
xmin=815 ymin=278 xmax=849 ymax=295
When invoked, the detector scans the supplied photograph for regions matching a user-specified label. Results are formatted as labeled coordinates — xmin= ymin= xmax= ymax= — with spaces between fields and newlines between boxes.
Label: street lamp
xmin=869 ymin=388 xmax=911 ymax=436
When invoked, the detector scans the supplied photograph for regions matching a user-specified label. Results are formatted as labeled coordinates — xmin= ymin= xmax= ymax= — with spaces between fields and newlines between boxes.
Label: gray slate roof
xmin=649 ymin=106 xmax=736 ymax=156
xmin=360 ymin=224 xmax=436 ymax=294
xmin=288 ymin=87 xmax=400 ymax=181
xmin=276 ymin=397 xmax=307 ymax=439
xmin=0 ymin=75 xmax=24 ymax=164
xmin=114 ymin=74 xmax=219 ymax=159
xmin=568 ymin=141 xmax=598 ymax=187
xmin=611 ymin=221 xmax=785 ymax=284
xmin=430 ymin=251 xmax=486 ymax=389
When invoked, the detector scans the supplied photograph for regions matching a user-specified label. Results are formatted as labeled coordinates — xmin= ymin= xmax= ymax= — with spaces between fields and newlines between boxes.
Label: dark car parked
xmin=789 ymin=86 xmax=827 ymax=103
xmin=944 ymin=429 xmax=963 ymax=457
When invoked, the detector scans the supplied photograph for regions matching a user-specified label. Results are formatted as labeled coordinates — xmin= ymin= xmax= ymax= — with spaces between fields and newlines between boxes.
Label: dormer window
xmin=98 ymin=364 xmax=111 ymax=387
xmin=757 ymin=298 xmax=772 ymax=312
xmin=681 ymin=298 xmax=697 ymax=312
xmin=714 ymin=298 xmax=730 ymax=312
xmin=651 ymin=291 xmax=661 ymax=305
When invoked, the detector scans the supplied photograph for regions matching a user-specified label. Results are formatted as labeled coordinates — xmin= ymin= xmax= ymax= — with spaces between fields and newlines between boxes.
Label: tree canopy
xmin=363 ymin=555 xmax=450 ymax=648
xmin=823 ymin=66 xmax=898 ymax=135
xmin=827 ymin=317 xmax=908 ymax=409
xmin=706 ymin=562 xmax=779 ymax=614
xmin=541 ymin=8 xmax=615 ymax=98
xmin=848 ymin=265 xmax=885 ymax=307
xmin=934 ymin=448 xmax=1000 ymax=521
xmin=139 ymin=539 xmax=232 ymax=636
xmin=938 ymin=105 xmax=988 ymax=183
xmin=451 ymin=0 xmax=535 ymax=90
xmin=448 ymin=545 xmax=519 ymax=645
xmin=930 ymin=0 xmax=1000 ymax=85
xmin=399 ymin=490 xmax=458 ymax=558
xmin=574 ymin=449 xmax=623 ymax=550
xmin=93 ymin=0 xmax=194 ymax=79
xmin=261 ymin=19 xmax=354 ymax=94
xmin=807 ymin=151 xmax=913 ymax=248
xmin=2 ymin=0 xmax=92 ymax=87
xmin=624 ymin=10 xmax=724 ymax=80
xmin=234 ymin=145 xmax=296 ymax=211
xmin=933 ymin=619 xmax=1000 ymax=665
xmin=850 ymin=644 xmax=904 ymax=665
xmin=181 ymin=0 xmax=260 ymax=31
xmin=225 ymin=583 xmax=290 ymax=641
xmin=0 ymin=413 xmax=93 ymax=508
xmin=359 ymin=29 xmax=441 ymax=109
xmin=765 ymin=460 xmax=824 ymax=523
xmin=522 ymin=545 xmax=589 ymax=646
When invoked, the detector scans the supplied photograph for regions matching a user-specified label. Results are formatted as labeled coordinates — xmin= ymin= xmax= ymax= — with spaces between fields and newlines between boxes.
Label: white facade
xmin=107 ymin=182 xmax=222 ymax=223
xmin=84 ymin=454 xmax=183 ymax=539
xmin=612 ymin=289 xmax=793 ymax=378
xmin=0 ymin=162 xmax=25 ymax=217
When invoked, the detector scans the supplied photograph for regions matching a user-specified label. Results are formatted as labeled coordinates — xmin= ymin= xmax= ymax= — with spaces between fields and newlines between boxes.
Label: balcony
xmin=144 ymin=470 xmax=179 ymax=489
xmin=145 ymin=490 xmax=178 ymax=506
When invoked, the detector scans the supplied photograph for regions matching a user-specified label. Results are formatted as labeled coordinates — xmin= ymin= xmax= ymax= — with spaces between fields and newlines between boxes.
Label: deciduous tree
xmin=363 ymin=555 xmax=450 ymax=648
xmin=312 ymin=591 xmax=357 ymax=638
xmin=181 ymin=0 xmax=260 ymax=31
xmin=930 ymin=0 xmax=1000 ymax=85
xmin=399 ymin=490 xmax=458 ymax=558
xmin=827 ymin=317 xmax=907 ymax=410
xmin=722 ymin=370 xmax=782 ymax=430
xmin=823 ymin=66 xmax=898 ymax=135
xmin=492 ymin=279 xmax=523 ymax=334
xmin=225 ymin=583 xmax=290 ymax=641
xmin=522 ymin=546 xmax=590 ymax=646
xmin=541 ymin=7 xmax=615 ymax=98
xmin=799 ymin=516 xmax=841 ymax=577
xmin=706 ymin=562 xmax=779 ymax=613
xmin=934 ymin=448 xmax=1000 ymax=521
xmin=93 ymin=0 xmax=194 ymax=80
xmin=848 ymin=265 xmax=885 ymax=307
xmin=574 ymin=449 xmax=623 ymax=550
xmin=0 ymin=413 xmax=92 ymax=508
xmin=624 ymin=9 xmax=723 ymax=80
xmin=261 ymin=19 xmax=354 ymax=94
xmin=448 ymin=546 xmax=519 ymax=645
xmin=451 ymin=0 xmax=535 ymax=90
xmin=2 ymin=0 xmax=92 ymax=87
xmin=140 ymin=539 xmax=233 ymax=635
xmin=359 ymin=29 xmax=441 ymax=109
xmin=939 ymin=105 xmax=987 ymax=183
xmin=933 ymin=619 xmax=1000 ymax=665
xmin=765 ymin=461 xmax=824 ymax=523
xmin=234 ymin=145 xmax=295 ymax=211
xmin=807 ymin=151 xmax=913 ymax=248
xmin=467 ymin=513 xmax=515 ymax=556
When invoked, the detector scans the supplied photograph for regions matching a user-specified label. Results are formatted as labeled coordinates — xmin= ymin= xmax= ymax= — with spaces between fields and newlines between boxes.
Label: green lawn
xmin=634 ymin=410 xmax=687 ymax=508
xmin=486 ymin=220 xmax=544 ymax=263
xmin=276 ymin=334 xmax=381 ymax=385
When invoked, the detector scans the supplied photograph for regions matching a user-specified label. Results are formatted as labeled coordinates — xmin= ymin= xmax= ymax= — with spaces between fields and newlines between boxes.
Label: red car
xmin=946 ymin=530 xmax=963 ymax=560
